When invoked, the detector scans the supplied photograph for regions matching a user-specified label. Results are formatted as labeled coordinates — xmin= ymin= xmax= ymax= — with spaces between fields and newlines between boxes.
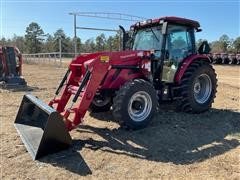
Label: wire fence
xmin=22 ymin=52 xmax=77 ymax=67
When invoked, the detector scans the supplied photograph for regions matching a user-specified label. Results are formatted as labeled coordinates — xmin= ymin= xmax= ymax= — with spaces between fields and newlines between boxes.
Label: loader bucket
xmin=14 ymin=94 xmax=72 ymax=160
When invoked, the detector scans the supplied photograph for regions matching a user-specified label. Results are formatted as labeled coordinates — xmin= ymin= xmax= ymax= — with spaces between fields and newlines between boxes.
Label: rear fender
xmin=174 ymin=54 xmax=210 ymax=84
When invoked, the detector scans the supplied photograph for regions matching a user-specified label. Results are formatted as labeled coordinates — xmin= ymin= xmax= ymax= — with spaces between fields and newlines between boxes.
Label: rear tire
xmin=177 ymin=61 xmax=217 ymax=113
xmin=113 ymin=79 xmax=158 ymax=130
xmin=237 ymin=60 xmax=240 ymax=65
xmin=223 ymin=58 xmax=230 ymax=64
xmin=217 ymin=58 xmax=222 ymax=64
xmin=89 ymin=93 xmax=112 ymax=113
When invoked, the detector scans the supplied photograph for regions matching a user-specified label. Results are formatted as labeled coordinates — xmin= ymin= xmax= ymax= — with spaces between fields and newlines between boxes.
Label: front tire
xmin=178 ymin=61 xmax=217 ymax=113
xmin=113 ymin=79 xmax=158 ymax=129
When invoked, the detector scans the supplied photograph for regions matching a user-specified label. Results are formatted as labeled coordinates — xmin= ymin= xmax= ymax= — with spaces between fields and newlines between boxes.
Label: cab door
xmin=162 ymin=25 xmax=195 ymax=82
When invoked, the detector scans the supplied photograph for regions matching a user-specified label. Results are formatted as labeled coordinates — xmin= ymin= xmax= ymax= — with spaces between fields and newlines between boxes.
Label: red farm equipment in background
xmin=14 ymin=16 xmax=217 ymax=159
xmin=0 ymin=46 xmax=26 ymax=88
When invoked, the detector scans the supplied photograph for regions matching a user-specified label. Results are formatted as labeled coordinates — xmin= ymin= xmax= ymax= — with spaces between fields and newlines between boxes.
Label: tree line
xmin=0 ymin=22 xmax=121 ymax=54
xmin=197 ymin=35 xmax=240 ymax=53
xmin=1 ymin=22 xmax=240 ymax=54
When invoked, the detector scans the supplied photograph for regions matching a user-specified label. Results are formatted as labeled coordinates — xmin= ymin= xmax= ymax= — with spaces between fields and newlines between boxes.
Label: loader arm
xmin=49 ymin=55 xmax=110 ymax=130
xmin=14 ymin=55 xmax=110 ymax=159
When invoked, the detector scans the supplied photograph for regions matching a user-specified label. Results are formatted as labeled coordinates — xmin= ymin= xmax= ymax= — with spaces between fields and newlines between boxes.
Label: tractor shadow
xmin=89 ymin=110 xmax=115 ymax=122
xmin=77 ymin=108 xmax=240 ymax=165
xmin=88 ymin=102 xmax=180 ymax=122
xmin=0 ymin=85 xmax=43 ymax=92
xmin=38 ymin=108 xmax=239 ymax=176
xmin=39 ymin=146 xmax=92 ymax=176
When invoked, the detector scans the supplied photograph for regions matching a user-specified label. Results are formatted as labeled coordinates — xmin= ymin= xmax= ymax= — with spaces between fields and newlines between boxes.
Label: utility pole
xmin=59 ymin=38 xmax=62 ymax=66
xmin=119 ymin=31 xmax=122 ymax=51
xmin=74 ymin=14 xmax=77 ymax=56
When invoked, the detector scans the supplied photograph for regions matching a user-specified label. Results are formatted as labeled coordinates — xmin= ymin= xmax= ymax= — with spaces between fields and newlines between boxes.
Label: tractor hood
xmin=71 ymin=50 xmax=151 ymax=67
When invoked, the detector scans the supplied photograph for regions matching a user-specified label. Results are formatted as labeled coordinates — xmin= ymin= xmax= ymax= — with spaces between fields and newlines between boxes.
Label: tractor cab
xmin=127 ymin=17 xmax=205 ymax=82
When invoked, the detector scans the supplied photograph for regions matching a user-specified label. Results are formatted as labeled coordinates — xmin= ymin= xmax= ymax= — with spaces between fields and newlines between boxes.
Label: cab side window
xmin=166 ymin=25 xmax=193 ymax=63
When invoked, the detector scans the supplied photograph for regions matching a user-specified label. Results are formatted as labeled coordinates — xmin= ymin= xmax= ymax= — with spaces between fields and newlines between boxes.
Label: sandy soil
xmin=1 ymin=64 xmax=239 ymax=179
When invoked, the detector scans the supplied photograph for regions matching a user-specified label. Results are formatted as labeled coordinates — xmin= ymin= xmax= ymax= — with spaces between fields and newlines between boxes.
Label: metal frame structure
xmin=22 ymin=52 xmax=79 ymax=66
xmin=69 ymin=12 xmax=147 ymax=55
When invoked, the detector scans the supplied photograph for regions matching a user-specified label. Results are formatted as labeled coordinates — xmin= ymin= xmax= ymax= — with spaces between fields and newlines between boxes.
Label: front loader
xmin=15 ymin=16 xmax=217 ymax=159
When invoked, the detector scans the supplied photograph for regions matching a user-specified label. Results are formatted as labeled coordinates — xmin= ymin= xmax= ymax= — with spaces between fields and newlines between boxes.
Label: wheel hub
xmin=128 ymin=91 xmax=152 ymax=122
xmin=132 ymin=101 xmax=143 ymax=111
xmin=194 ymin=82 xmax=201 ymax=94
xmin=193 ymin=74 xmax=212 ymax=104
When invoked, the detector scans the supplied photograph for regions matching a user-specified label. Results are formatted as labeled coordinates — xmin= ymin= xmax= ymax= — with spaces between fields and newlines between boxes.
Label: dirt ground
xmin=1 ymin=64 xmax=239 ymax=179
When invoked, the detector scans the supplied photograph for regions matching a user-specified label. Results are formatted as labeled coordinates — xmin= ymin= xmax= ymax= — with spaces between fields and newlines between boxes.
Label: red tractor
xmin=221 ymin=53 xmax=230 ymax=64
xmin=14 ymin=16 xmax=217 ymax=159
xmin=236 ymin=54 xmax=240 ymax=65
xmin=0 ymin=46 xmax=26 ymax=88
xmin=212 ymin=53 xmax=222 ymax=64
xmin=228 ymin=54 xmax=237 ymax=65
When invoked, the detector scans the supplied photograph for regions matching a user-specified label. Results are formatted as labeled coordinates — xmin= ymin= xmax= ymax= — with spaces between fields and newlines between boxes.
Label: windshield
xmin=132 ymin=26 xmax=162 ymax=51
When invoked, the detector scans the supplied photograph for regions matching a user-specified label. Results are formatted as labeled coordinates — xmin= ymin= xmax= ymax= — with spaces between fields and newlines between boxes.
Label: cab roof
xmin=132 ymin=16 xmax=200 ymax=29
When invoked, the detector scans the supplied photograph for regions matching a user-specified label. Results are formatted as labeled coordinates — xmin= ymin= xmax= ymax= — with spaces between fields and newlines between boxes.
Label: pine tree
xmin=25 ymin=22 xmax=44 ymax=53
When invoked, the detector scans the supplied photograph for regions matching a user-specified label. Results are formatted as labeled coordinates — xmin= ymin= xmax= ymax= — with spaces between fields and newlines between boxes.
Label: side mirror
xmin=196 ymin=28 xmax=202 ymax=32
xmin=198 ymin=41 xmax=211 ymax=54
xmin=119 ymin=25 xmax=130 ymax=50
